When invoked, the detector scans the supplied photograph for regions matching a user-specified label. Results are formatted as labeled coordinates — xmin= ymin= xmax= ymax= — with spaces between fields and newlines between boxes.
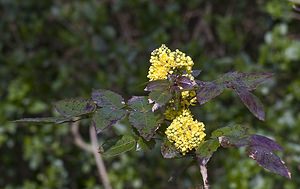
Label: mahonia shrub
xmin=16 ymin=44 xmax=291 ymax=186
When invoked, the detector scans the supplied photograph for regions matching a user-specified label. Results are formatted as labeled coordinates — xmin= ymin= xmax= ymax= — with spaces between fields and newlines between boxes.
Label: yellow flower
xmin=181 ymin=90 xmax=197 ymax=107
xmin=165 ymin=109 xmax=206 ymax=154
xmin=147 ymin=44 xmax=195 ymax=81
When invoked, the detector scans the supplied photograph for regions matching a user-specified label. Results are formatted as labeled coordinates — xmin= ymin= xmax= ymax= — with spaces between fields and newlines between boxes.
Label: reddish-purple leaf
xmin=247 ymin=146 xmax=291 ymax=179
xmin=220 ymin=72 xmax=273 ymax=91
xmin=250 ymin=135 xmax=283 ymax=151
xmin=176 ymin=76 xmax=197 ymax=90
xmin=234 ymin=87 xmax=265 ymax=121
xmin=196 ymin=81 xmax=225 ymax=105
xmin=144 ymin=80 xmax=171 ymax=91
xmin=238 ymin=72 xmax=273 ymax=91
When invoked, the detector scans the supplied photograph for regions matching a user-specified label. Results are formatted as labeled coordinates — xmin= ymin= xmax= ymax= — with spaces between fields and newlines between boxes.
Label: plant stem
xmin=197 ymin=157 xmax=209 ymax=189
xmin=71 ymin=121 xmax=112 ymax=189
xmin=90 ymin=126 xmax=112 ymax=189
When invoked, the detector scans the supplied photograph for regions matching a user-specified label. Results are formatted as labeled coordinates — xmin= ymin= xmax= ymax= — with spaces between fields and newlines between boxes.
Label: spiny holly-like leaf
xmin=148 ymin=90 xmax=172 ymax=108
xmin=195 ymin=139 xmax=220 ymax=164
xmin=129 ymin=111 xmax=162 ymax=141
xmin=234 ymin=87 xmax=265 ymax=121
xmin=92 ymin=89 xmax=125 ymax=109
xmin=144 ymin=80 xmax=171 ymax=91
xmin=54 ymin=98 xmax=96 ymax=118
xmin=128 ymin=96 xmax=152 ymax=112
xmin=102 ymin=135 xmax=136 ymax=157
xmin=196 ymin=81 xmax=225 ymax=105
xmin=247 ymin=146 xmax=291 ymax=179
xmin=161 ymin=140 xmax=181 ymax=159
xmin=92 ymin=108 xmax=127 ymax=133
xmin=14 ymin=117 xmax=73 ymax=124
xmin=176 ymin=76 xmax=197 ymax=90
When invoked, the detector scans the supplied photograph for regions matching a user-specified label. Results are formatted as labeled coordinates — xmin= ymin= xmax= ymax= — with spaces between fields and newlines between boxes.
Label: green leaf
xmin=195 ymin=139 xmax=220 ymax=164
xmin=92 ymin=107 xmax=127 ymax=132
xmin=13 ymin=117 xmax=73 ymax=124
xmin=92 ymin=89 xmax=125 ymax=109
xmin=128 ymin=96 xmax=162 ymax=141
xmin=211 ymin=124 xmax=250 ymax=148
xmin=129 ymin=111 xmax=162 ymax=141
xmin=211 ymin=124 xmax=249 ymax=138
xmin=54 ymin=98 xmax=96 ymax=117
xmin=128 ymin=96 xmax=152 ymax=112
xmin=137 ymin=137 xmax=156 ymax=151
xmin=148 ymin=90 xmax=172 ymax=107
xmin=161 ymin=140 xmax=181 ymax=159
xmin=102 ymin=135 xmax=136 ymax=157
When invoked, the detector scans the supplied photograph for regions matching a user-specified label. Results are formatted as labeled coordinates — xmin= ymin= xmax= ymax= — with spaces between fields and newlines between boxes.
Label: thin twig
xmin=90 ymin=125 xmax=112 ymax=189
xmin=70 ymin=121 xmax=93 ymax=153
xmin=197 ymin=157 xmax=210 ymax=189
xmin=70 ymin=121 xmax=112 ymax=189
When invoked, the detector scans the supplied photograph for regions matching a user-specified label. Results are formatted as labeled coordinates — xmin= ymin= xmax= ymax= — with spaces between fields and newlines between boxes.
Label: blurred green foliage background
xmin=1 ymin=0 xmax=300 ymax=188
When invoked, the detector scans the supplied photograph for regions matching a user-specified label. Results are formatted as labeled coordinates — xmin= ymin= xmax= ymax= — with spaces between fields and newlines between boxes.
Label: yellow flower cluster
xmin=147 ymin=45 xmax=207 ymax=154
xmin=147 ymin=44 xmax=194 ymax=81
xmin=165 ymin=109 xmax=206 ymax=154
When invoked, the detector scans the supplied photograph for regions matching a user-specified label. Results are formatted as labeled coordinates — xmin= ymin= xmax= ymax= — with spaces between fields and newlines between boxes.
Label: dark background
xmin=1 ymin=0 xmax=300 ymax=188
